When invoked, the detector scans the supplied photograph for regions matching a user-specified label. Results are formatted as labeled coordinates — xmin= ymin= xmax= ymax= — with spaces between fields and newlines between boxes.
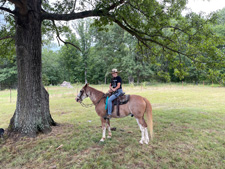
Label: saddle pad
xmin=105 ymin=96 xmax=109 ymax=110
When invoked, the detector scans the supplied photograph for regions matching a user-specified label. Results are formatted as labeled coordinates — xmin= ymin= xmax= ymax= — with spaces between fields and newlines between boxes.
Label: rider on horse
xmin=106 ymin=68 xmax=123 ymax=118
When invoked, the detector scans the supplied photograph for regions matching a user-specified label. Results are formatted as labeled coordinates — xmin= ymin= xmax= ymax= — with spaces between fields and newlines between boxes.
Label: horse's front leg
xmin=100 ymin=118 xmax=106 ymax=142
xmin=107 ymin=119 xmax=112 ymax=139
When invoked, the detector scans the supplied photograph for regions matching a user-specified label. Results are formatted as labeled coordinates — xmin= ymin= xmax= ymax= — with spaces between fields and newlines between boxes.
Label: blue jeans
xmin=107 ymin=89 xmax=123 ymax=115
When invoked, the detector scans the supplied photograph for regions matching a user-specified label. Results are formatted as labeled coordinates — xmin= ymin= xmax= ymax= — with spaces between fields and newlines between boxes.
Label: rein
xmin=80 ymin=102 xmax=94 ymax=108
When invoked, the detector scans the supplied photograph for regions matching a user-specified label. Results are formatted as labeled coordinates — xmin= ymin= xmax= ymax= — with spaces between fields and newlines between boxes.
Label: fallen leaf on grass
xmin=49 ymin=165 xmax=57 ymax=169
xmin=56 ymin=144 xmax=63 ymax=150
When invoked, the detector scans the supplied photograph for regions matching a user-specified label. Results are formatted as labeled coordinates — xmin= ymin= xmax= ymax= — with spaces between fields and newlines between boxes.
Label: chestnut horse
xmin=75 ymin=84 xmax=153 ymax=144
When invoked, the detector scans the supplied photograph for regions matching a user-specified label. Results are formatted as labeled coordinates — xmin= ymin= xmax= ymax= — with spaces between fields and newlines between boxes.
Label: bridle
xmin=77 ymin=89 xmax=93 ymax=108
xmin=79 ymin=90 xmax=88 ymax=98
xmin=78 ymin=89 xmax=107 ymax=108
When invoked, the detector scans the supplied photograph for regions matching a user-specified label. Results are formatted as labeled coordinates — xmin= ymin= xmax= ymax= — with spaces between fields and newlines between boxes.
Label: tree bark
xmin=137 ymin=77 xmax=140 ymax=85
xmin=128 ymin=76 xmax=134 ymax=84
xmin=8 ymin=1 xmax=55 ymax=137
xmin=85 ymin=64 xmax=87 ymax=84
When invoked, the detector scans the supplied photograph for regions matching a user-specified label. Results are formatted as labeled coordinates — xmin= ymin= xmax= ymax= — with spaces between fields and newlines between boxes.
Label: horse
xmin=75 ymin=84 xmax=153 ymax=144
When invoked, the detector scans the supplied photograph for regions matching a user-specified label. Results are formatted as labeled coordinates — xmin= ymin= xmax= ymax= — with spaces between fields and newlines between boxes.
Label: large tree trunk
xmin=8 ymin=1 xmax=56 ymax=137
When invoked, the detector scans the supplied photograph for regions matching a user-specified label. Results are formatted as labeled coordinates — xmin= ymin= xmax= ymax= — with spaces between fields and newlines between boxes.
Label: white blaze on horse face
xmin=77 ymin=92 xmax=81 ymax=97
xmin=81 ymin=92 xmax=87 ymax=100
xmin=77 ymin=89 xmax=88 ymax=101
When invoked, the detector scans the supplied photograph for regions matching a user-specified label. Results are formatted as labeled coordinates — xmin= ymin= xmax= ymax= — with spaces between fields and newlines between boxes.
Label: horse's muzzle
xmin=75 ymin=97 xmax=81 ymax=102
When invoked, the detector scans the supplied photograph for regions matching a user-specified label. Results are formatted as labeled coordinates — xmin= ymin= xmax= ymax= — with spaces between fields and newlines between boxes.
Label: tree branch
xmin=42 ymin=0 xmax=125 ymax=21
xmin=120 ymin=16 xmax=176 ymax=44
xmin=0 ymin=35 xmax=14 ymax=41
xmin=7 ymin=0 xmax=28 ymax=15
xmin=7 ymin=0 xmax=23 ymax=8
xmin=109 ymin=15 xmax=211 ymax=64
xmin=42 ymin=10 xmax=100 ymax=21
xmin=127 ymin=1 xmax=149 ymax=18
xmin=0 ymin=6 xmax=15 ymax=14
xmin=51 ymin=20 xmax=81 ymax=51
xmin=105 ymin=0 xmax=125 ymax=11
xmin=1 ymin=0 xmax=6 ymax=7
xmin=70 ymin=0 xmax=77 ymax=13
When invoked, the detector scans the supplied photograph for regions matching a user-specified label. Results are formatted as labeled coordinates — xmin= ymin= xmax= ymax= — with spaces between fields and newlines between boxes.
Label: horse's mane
xmin=87 ymin=85 xmax=105 ymax=95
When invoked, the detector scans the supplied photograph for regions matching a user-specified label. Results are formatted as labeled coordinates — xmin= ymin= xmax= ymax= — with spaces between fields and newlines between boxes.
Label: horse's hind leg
xmin=106 ymin=120 xmax=112 ymax=139
xmin=136 ymin=118 xmax=145 ymax=144
xmin=136 ymin=118 xmax=149 ymax=144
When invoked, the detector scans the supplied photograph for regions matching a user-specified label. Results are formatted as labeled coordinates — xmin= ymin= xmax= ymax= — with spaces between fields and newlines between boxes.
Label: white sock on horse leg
xmin=140 ymin=125 xmax=145 ymax=143
xmin=144 ymin=127 xmax=149 ymax=144
xmin=100 ymin=126 xmax=106 ymax=142
xmin=136 ymin=118 xmax=145 ymax=144
xmin=107 ymin=125 xmax=112 ymax=138
xmin=136 ymin=118 xmax=141 ymax=130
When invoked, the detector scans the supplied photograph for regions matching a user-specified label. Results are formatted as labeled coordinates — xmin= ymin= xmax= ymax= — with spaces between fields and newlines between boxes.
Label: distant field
xmin=0 ymin=84 xmax=225 ymax=168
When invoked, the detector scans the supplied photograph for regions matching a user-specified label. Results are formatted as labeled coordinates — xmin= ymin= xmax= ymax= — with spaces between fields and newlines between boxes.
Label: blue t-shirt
xmin=111 ymin=76 xmax=122 ymax=89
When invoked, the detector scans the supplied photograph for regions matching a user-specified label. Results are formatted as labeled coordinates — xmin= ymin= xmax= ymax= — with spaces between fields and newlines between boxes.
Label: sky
xmin=186 ymin=0 xmax=225 ymax=14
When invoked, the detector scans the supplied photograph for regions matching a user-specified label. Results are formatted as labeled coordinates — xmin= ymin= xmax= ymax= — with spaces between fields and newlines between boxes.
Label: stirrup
xmin=104 ymin=114 xmax=112 ymax=120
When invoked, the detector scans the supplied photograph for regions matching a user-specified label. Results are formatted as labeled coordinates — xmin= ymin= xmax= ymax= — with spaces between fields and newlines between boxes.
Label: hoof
xmin=139 ymin=140 xmax=144 ymax=144
xmin=144 ymin=140 xmax=149 ymax=144
xmin=145 ymin=138 xmax=149 ymax=144
xmin=100 ymin=138 xmax=105 ymax=142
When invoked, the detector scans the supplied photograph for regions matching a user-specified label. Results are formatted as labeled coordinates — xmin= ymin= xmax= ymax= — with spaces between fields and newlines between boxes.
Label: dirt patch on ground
xmin=2 ymin=123 xmax=74 ymax=147
xmin=0 ymin=123 xmax=78 ymax=168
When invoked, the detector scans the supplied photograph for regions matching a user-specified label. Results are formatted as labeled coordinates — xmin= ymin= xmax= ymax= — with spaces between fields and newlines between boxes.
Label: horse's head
xmin=75 ymin=83 xmax=89 ymax=102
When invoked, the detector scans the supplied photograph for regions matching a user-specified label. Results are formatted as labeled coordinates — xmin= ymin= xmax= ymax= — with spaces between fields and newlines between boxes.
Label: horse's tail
xmin=144 ymin=98 xmax=153 ymax=140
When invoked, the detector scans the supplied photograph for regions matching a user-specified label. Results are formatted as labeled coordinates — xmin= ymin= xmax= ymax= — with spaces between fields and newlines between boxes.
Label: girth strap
xmin=117 ymin=99 xmax=120 ymax=116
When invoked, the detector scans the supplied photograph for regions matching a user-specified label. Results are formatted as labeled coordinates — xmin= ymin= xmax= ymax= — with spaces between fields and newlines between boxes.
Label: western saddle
xmin=106 ymin=92 xmax=130 ymax=117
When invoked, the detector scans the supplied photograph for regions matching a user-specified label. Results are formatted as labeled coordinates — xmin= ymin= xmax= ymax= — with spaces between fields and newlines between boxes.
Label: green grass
xmin=0 ymin=84 xmax=225 ymax=168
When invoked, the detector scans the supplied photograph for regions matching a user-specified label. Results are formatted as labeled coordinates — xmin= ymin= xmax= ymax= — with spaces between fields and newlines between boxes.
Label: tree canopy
xmin=1 ymin=0 xmax=224 ymax=75
xmin=1 ymin=1 xmax=225 ymax=87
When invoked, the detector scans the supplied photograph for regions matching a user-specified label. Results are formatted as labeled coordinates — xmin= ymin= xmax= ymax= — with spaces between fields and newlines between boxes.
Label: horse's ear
xmin=84 ymin=83 xmax=89 ymax=88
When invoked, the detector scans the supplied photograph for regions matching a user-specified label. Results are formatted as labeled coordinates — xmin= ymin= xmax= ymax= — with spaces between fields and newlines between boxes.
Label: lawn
xmin=0 ymin=84 xmax=225 ymax=169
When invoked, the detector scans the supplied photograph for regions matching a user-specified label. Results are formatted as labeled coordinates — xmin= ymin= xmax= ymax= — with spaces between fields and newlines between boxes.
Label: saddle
xmin=106 ymin=93 xmax=130 ymax=117
xmin=113 ymin=93 xmax=130 ymax=106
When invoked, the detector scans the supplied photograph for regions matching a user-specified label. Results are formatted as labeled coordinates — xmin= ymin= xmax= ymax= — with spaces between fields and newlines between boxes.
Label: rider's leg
xmin=107 ymin=94 xmax=117 ymax=115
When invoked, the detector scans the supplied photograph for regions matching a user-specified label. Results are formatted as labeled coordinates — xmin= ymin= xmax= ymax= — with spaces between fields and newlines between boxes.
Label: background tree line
xmin=1 ymin=8 xmax=225 ymax=89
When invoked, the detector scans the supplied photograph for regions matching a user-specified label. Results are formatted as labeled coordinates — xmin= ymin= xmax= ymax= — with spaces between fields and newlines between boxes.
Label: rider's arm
xmin=112 ymin=83 xmax=121 ymax=91
xmin=109 ymin=83 xmax=113 ymax=92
